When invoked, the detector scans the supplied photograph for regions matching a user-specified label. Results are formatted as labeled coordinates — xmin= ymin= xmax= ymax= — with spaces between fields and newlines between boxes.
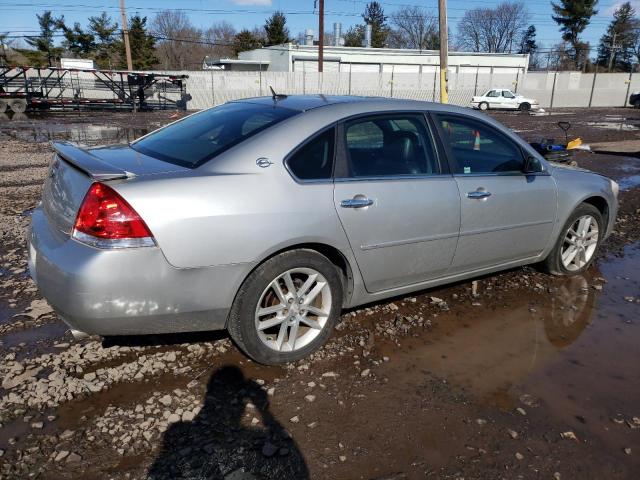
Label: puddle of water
xmin=0 ymin=115 xmax=150 ymax=146
xmin=618 ymin=174 xmax=640 ymax=191
xmin=0 ymin=321 xmax=69 ymax=349
xmin=382 ymin=274 xmax=598 ymax=400
xmin=586 ymin=121 xmax=639 ymax=131
xmin=380 ymin=243 xmax=640 ymax=448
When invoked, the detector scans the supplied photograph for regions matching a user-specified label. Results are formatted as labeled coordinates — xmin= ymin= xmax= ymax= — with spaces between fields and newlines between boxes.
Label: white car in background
xmin=471 ymin=89 xmax=539 ymax=112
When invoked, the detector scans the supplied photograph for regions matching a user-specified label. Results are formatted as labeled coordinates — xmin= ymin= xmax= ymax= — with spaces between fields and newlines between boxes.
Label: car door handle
xmin=467 ymin=190 xmax=492 ymax=199
xmin=341 ymin=197 xmax=374 ymax=208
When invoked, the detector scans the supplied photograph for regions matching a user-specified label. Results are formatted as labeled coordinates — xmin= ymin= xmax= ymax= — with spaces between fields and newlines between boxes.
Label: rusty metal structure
xmin=0 ymin=66 xmax=191 ymax=113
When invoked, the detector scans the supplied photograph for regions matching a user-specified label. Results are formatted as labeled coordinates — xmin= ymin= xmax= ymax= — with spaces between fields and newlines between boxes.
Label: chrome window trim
xmin=452 ymin=171 xmax=551 ymax=178
xmin=334 ymin=173 xmax=455 ymax=183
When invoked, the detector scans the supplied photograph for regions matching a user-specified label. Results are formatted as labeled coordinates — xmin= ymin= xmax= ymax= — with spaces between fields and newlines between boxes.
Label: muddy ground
xmin=0 ymin=107 xmax=639 ymax=480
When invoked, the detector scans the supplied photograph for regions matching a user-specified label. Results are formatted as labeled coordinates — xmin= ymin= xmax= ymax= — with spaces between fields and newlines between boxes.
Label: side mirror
xmin=523 ymin=155 xmax=543 ymax=174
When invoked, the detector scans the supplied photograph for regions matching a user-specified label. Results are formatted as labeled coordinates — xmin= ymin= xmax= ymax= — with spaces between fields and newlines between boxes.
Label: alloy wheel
xmin=254 ymin=268 xmax=332 ymax=352
xmin=560 ymin=215 xmax=599 ymax=272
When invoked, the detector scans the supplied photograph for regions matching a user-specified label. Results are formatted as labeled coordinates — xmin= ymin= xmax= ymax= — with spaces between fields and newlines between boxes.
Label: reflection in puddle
xmin=387 ymin=274 xmax=596 ymax=404
xmin=386 ymin=243 xmax=640 ymax=450
xmin=396 ymin=247 xmax=640 ymax=408
xmin=0 ymin=113 xmax=150 ymax=146
xmin=618 ymin=174 xmax=640 ymax=191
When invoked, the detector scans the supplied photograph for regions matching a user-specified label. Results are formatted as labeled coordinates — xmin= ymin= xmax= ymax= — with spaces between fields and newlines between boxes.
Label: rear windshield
xmin=131 ymin=102 xmax=299 ymax=168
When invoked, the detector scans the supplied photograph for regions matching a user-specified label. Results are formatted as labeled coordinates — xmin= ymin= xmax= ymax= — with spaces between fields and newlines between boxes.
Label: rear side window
xmin=287 ymin=128 xmax=335 ymax=180
xmin=436 ymin=114 xmax=524 ymax=174
xmin=131 ymin=102 xmax=298 ymax=168
xmin=343 ymin=114 xmax=438 ymax=177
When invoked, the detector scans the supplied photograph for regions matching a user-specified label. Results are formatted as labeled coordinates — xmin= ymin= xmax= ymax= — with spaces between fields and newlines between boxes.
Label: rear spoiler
xmin=51 ymin=141 xmax=135 ymax=181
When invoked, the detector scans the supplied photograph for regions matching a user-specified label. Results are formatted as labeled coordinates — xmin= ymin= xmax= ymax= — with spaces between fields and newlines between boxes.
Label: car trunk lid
xmin=42 ymin=141 xmax=187 ymax=234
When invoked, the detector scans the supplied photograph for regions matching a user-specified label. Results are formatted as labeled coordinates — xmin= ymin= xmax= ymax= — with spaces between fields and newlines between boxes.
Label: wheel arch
xmin=226 ymin=241 xmax=356 ymax=328
xmin=580 ymin=195 xmax=609 ymax=227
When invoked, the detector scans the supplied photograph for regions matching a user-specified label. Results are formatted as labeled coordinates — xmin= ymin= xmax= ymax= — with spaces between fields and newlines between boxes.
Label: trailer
xmin=0 ymin=66 xmax=191 ymax=113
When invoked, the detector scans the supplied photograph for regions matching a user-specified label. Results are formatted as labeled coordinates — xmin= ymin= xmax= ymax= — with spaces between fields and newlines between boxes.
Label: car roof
xmin=233 ymin=95 xmax=442 ymax=112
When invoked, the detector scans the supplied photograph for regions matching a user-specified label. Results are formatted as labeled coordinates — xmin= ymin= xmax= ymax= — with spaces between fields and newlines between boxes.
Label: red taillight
xmin=73 ymin=183 xmax=153 ymax=242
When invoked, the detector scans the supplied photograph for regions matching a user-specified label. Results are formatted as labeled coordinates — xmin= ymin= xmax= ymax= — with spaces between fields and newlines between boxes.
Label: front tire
xmin=479 ymin=102 xmax=489 ymax=111
xmin=519 ymin=102 xmax=531 ymax=112
xmin=227 ymin=249 xmax=343 ymax=365
xmin=542 ymin=204 xmax=603 ymax=275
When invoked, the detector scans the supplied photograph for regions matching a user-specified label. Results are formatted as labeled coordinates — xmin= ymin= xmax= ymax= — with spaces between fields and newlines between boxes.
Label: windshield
xmin=131 ymin=102 xmax=299 ymax=168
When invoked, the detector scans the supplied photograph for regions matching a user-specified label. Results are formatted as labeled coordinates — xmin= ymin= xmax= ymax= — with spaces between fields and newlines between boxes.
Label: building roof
xmin=258 ymin=44 xmax=529 ymax=59
xmin=203 ymin=56 xmax=270 ymax=68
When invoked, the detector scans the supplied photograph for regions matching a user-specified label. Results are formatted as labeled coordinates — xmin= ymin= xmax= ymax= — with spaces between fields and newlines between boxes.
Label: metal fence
xmin=16 ymin=68 xmax=640 ymax=110
xmin=164 ymin=69 xmax=640 ymax=111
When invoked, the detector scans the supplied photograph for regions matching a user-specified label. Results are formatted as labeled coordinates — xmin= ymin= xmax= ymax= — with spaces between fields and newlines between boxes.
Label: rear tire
xmin=541 ymin=203 xmax=603 ymax=275
xmin=479 ymin=102 xmax=489 ymax=111
xmin=634 ymin=100 xmax=640 ymax=109
xmin=519 ymin=102 xmax=531 ymax=112
xmin=227 ymin=249 xmax=343 ymax=365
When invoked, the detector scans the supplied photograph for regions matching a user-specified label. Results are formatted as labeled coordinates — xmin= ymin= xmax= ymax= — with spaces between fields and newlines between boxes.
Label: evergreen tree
xmin=62 ymin=22 xmax=95 ymax=57
xmin=25 ymin=11 xmax=65 ymax=66
xmin=552 ymin=0 xmax=598 ymax=66
xmin=89 ymin=12 xmax=121 ymax=69
xmin=519 ymin=25 xmax=537 ymax=55
xmin=233 ymin=29 xmax=263 ymax=56
xmin=264 ymin=11 xmax=290 ymax=46
xmin=0 ymin=33 xmax=10 ymax=66
xmin=343 ymin=25 xmax=364 ymax=47
xmin=363 ymin=1 xmax=389 ymax=47
xmin=120 ymin=15 xmax=157 ymax=69
xmin=596 ymin=2 xmax=639 ymax=71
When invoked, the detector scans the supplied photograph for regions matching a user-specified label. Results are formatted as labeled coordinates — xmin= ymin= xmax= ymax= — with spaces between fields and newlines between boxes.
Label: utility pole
xmin=120 ymin=0 xmax=133 ymax=71
xmin=438 ymin=0 xmax=448 ymax=103
xmin=318 ymin=0 xmax=324 ymax=72
xmin=608 ymin=32 xmax=619 ymax=73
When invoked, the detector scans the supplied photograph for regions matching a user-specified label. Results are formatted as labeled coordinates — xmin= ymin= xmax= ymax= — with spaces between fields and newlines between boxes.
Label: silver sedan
xmin=28 ymin=95 xmax=619 ymax=364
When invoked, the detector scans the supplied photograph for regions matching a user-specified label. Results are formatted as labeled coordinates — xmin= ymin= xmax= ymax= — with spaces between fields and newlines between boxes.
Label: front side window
xmin=132 ymin=102 xmax=298 ymax=168
xmin=502 ymin=90 xmax=515 ymax=98
xmin=437 ymin=115 xmax=524 ymax=174
xmin=287 ymin=128 xmax=335 ymax=180
xmin=343 ymin=114 xmax=438 ymax=177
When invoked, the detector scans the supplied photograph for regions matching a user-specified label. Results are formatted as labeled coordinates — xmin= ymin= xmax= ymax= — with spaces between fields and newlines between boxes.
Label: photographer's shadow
xmin=148 ymin=365 xmax=309 ymax=480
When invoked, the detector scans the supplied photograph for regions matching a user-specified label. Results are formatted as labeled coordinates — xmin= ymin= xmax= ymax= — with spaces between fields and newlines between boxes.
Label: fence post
xmin=549 ymin=72 xmax=557 ymax=110
xmin=390 ymin=64 xmax=395 ymax=98
xmin=514 ymin=68 xmax=520 ymax=93
xmin=433 ymin=69 xmax=437 ymax=102
xmin=474 ymin=66 xmax=479 ymax=96
xmin=348 ymin=63 xmax=352 ymax=95
xmin=210 ymin=70 xmax=215 ymax=107
xmin=259 ymin=68 xmax=263 ymax=96
xmin=624 ymin=71 xmax=633 ymax=107
xmin=588 ymin=65 xmax=597 ymax=108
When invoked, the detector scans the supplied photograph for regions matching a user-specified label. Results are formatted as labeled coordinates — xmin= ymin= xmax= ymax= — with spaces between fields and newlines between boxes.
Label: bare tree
xmin=457 ymin=1 xmax=528 ymax=53
xmin=151 ymin=10 xmax=205 ymax=70
xmin=389 ymin=6 xmax=438 ymax=50
xmin=203 ymin=21 xmax=237 ymax=59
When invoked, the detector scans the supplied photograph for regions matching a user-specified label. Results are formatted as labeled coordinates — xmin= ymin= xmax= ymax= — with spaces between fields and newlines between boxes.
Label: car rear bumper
xmin=28 ymin=207 xmax=253 ymax=336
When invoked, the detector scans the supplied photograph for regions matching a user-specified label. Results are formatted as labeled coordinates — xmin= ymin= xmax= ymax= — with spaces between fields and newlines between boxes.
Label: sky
xmin=1 ymin=0 xmax=638 ymax=56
